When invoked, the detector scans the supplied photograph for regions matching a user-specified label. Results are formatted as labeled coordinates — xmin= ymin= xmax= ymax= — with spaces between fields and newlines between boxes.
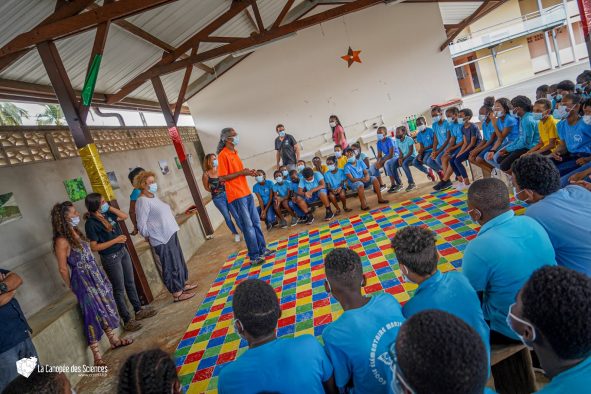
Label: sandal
xmin=378 ymin=199 xmax=389 ymax=204
xmin=111 ymin=337 xmax=134 ymax=349
xmin=361 ymin=205 xmax=371 ymax=211
xmin=94 ymin=358 xmax=107 ymax=367
xmin=344 ymin=208 xmax=353 ymax=212
xmin=174 ymin=291 xmax=196 ymax=303
xmin=334 ymin=209 xmax=341 ymax=216
xmin=183 ymin=283 xmax=198 ymax=291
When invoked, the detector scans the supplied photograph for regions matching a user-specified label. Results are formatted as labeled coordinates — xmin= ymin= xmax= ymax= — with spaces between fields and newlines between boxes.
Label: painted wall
xmin=0 ymin=140 xmax=223 ymax=317
xmin=188 ymin=3 xmax=460 ymax=173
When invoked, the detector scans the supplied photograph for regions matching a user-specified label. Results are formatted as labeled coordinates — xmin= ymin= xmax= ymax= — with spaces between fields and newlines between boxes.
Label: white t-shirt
xmin=135 ymin=195 xmax=179 ymax=246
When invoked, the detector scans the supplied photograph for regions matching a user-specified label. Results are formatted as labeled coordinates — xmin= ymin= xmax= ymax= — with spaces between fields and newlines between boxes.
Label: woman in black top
xmin=84 ymin=193 xmax=156 ymax=331
xmin=202 ymin=153 xmax=241 ymax=243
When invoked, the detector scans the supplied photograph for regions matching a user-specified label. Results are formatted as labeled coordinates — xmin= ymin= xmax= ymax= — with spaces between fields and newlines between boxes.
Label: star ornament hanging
xmin=341 ymin=46 xmax=362 ymax=68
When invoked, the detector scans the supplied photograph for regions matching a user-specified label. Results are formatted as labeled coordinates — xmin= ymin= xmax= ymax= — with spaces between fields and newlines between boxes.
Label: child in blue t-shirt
xmin=322 ymin=248 xmax=405 ymax=393
xmin=296 ymin=167 xmax=334 ymax=222
xmin=470 ymin=105 xmax=497 ymax=177
xmin=253 ymin=169 xmax=280 ymax=231
xmin=344 ymin=148 xmax=388 ymax=211
xmin=288 ymin=169 xmax=307 ymax=222
xmin=324 ymin=156 xmax=352 ymax=215
xmin=218 ymin=279 xmax=337 ymax=394
xmin=272 ymin=170 xmax=299 ymax=227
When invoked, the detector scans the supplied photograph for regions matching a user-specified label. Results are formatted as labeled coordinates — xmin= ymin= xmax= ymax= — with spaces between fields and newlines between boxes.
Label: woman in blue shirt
xmin=470 ymin=105 xmax=496 ymax=177
xmin=485 ymin=98 xmax=518 ymax=169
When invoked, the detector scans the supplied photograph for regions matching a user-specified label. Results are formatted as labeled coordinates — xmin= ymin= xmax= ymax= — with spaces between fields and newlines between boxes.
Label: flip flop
xmin=111 ymin=337 xmax=133 ymax=349
xmin=174 ymin=292 xmax=196 ymax=303
xmin=183 ymin=283 xmax=198 ymax=291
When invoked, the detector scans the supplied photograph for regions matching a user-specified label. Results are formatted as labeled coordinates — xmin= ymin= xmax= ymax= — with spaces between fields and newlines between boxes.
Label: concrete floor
xmin=75 ymin=174 xmax=438 ymax=393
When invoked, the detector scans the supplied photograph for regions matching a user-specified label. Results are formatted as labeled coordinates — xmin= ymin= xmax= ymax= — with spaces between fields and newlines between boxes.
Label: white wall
xmin=188 ymin=3 xmax=460 ymax=172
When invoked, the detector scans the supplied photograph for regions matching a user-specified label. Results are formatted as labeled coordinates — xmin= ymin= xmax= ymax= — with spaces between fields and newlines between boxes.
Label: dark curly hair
xmin=395 ymin=310 xmax=488 ymax=394
xmin=3 ymin=370 xmax=67 ymax=394
xmin=233 ymin=279 xmax=281 ymax=338
xmin=495 ymin=98 xmax=513 ymax=116
xmin=301 ymin=167 xmax=314 ymax=179
xmin=511 ymin=95 xmax=533 ymax=113
xmin=324 ymin=248 xmax=363 ymax=289
xmin=51 ymin=201 xmax=87 ymax=251
xmin=128 ymin=167 xmax=145 ymax=184
xmin=511 ymin=154 xmax=560 ymax=196
xmin=391 ymin=226 xmax=438 ymax=276
xmin=556 ymin=79 xmax=575 ymax=92
xmin=483 ymin=96 xmax=495 ymax=108
xmin=467 ymin=178 xmax=510 ymax=217
xmin=535 ymin=98 xmax=552 ymax=111
xmin=536 ymin=84 xmax=549 ymax=96
xmin=118 ymin=349 xmax=178 ymax=394
xmin=521 ymin=266 xmax=591 ymax=360
xmin=459 ymin=108 xmax=473 ymax=118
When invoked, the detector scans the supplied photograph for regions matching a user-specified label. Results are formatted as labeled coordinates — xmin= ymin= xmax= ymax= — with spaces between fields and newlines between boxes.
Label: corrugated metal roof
xmin=0 ymin=0 xmax=307 ymax=104
xmin=439 ymin=2 xmax=484 ymax=25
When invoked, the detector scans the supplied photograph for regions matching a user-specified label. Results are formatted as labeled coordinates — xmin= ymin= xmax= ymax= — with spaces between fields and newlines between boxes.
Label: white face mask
xmin=506 ymin=303 xmax=536 ymax=350
xmin=417 ymin=125 xmax=426 ymax=132
xmin=329 ymin=121 xmax=337 ymax=128
xmin=70 ymin=216 xmax=81 ymax=227
xmin=400 ymin=265 xmax=415 ymax=284
xmin=583 ymin=115 xmax=591 ymax=125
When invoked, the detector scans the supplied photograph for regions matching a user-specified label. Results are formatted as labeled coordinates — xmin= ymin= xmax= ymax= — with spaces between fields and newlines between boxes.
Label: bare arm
xmin=109 ymin=205 xmax=128 ymax=221
xmin=276 ymin=150 xmax=281 ymax=168
xmin=202 ymin=173 xmax=211 ymax=192
xmin=89 ymin=235 xmax=126 ymax=252
xmin=54 ymin=238 xmax=71 ymax=288
xmin=294 ymin=142 xmax=301 ymax=161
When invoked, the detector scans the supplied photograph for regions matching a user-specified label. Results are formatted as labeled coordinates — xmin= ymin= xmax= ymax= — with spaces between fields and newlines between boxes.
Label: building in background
xmin=445 ymin=0 xmax=588 ymax=95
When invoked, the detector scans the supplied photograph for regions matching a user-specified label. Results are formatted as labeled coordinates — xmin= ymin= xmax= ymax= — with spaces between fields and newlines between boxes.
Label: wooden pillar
xmin=37 ymin=40 xmax=154 ymax=303
xmin=151 ymin=75 xmax=214 ymax=237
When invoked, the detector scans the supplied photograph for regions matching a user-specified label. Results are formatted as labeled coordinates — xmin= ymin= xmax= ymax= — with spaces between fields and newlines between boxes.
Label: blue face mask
xmin=576 ymin=84 xmax=583 ymax=92
xmin=282 ymin=170 xmax=289 ymax=177
xmin=432 ymin=115 xmax=441 ymax=123
xmin=100 ymin=202 xmax=109 ymax=214
xmin=278 ymin=131 xmax=286 ymax=138
xmin=231 ymin=134 xmax=240 ymax=146
xmin=495 ymin=110 xmax=504 ymax=118
xmin=555 ymin=94 xmax=563 ymax=102
xmin=553 ymin=107 xmax=568 ymax=119
xmin=457 ymin=118 xmax=465 ymax=125
xmin=297 ymin=164 xmax=305 ymax=172
xmin=335 ymin=151 xmax=342 ymax=158
xmin=148 ymin=183 xmax=158 ymax=193
xmin=532 ymin=112 xmax=544 ymax=121
xmin=378 ymin=133 xmax=386 ymax=141
xmin=513 ymin=187 xmax=530 ymax=205
xmin=256 ymin=175 xmax=264 ymax=183
xmin=347 ymin=156 xmax=356 ymax=164
xmin=506 ymin=303 xmax=536 ymax=350
xmin=213 ymin=159 xmax=218 ymax=167
xmin=70 ymin=216 xmax=81 ymax=227
xmin=275 ymin=176 xmax=283 ymax=183
xmin=478 ymin=114 xmax=487 ymax=122
xmin=327 ymin=164 xmax=336 ymax=172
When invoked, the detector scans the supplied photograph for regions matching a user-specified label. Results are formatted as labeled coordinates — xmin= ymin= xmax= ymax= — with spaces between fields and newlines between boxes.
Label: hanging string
xmin=342 ymin=16 xmax=351 ymax=46
xmin=320 ymin=22 xmax=325 ymax=37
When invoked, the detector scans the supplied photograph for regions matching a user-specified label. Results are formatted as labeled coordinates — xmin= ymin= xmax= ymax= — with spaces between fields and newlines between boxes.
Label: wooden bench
xmin=490 ymin=344 xmax=537 ymax=394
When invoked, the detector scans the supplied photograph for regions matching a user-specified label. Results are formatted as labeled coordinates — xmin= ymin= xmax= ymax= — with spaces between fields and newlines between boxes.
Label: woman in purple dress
xmin=51 ymin=201 xmax=133 ymax=366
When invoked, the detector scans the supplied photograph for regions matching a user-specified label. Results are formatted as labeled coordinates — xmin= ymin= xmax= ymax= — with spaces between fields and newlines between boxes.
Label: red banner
xmin=168 ymin=126 xmax=186 ymax=162
xmin=578 ymin=0 xmax=591 ymax=36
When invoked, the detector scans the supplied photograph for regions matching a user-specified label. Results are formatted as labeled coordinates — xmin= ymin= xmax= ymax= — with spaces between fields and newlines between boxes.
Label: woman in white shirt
xmin=134 ymin=171 xmax=196 ymax=302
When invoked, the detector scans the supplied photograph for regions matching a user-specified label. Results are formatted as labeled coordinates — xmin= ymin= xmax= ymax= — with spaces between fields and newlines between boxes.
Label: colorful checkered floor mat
xmin=174 ymin=190 xmax=525 ymax=393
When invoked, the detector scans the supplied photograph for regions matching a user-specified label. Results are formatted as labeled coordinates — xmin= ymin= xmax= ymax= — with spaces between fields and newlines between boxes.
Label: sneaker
xmin=427 ymin=169 xmax=436 ymax=182
xmin=123 ymin=319 xmax=142 ymax=332
xmin=306 ymin=213 xmax=315 ymax=225
xmin=387 ymin=185 xmax=397 ymax=193
xmin=324 ymin=209 xmax=335 ymax=221
xmin=233 ymin=234 xmax=241 ymax=243
xmin=252 ymin=256 xmax=265 ymax=265
xmin=290 ymin=217 xmax=298 ymax=227
xmin=135 ymin=308 xmax=157 ymax=321
xmin=456 ymin=183 xmax=468 ymax=191
xmin=491 ymin=168 xmax=500 ymax=178
xmin=298 ymin=216 xmax=307 ymax=224
xmin=380 ymin=184 xmax=388 ymax=192
xmin=405 ymin=183 xmax=417 ymax=192
xmin=263 ymin=248 xmax=275 ymax=257
xmin=394 ymin=184 xmax=404 ymax=193
xmin=266 ymin=222 xmax=273 ymax=232
xmin=440 ymin=180 xmax=453 ymax=190
xmin=279 ymin=219 xmax=288 ymax=229
xmin=433 ymin=181 xmax=444 ymax=191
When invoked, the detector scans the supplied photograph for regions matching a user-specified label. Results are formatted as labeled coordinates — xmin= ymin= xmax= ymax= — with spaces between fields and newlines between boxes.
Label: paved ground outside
xmin=462 ymin=61 xmax=589 ymax=111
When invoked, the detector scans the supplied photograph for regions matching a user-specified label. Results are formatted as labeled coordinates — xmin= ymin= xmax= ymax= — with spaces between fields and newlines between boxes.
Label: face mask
xmin=546 ymin=93 xmax=554 ymax=101
xmin=212 ymin=159 xmax=218 ymax=167
xmin=329 ymin=121 xmax=337 ymax=128
xmin=353 ymin=149 xmax=359 ymax=156
xmin=347 ymin=156 xmax=356 ymax=164
xmin=478 ymin=114 xmax=487 ymax=122
xmin=511 ymin=109 xmax=520 ymax=117
xmin=432 ymin=115 xmax=441 ymax=123
xmin=555 ymin=94 xmax=563 ymax=102
xmin=100 ymin=202 xmax=109 ymax=214
xmin=576 ymin=84 xmax=583 ymax=92
xmin=305 ymin=178 xmax=314 ymax=184
xmin=70 ymin=216 xmax=81 ymax=227
xmin=256 ymin=175 xmax=264 ymax=183
xmin=495 ymin=110 xmax=504 ymax=117
xmin=327 ymin=164 xmax=336 ymax=172
xmin=278 ymin=131 xmax=286 ymax=138
xmin=378 ymin=133 xmax=387 ymax=141
xmin=553 ymin=107 xmax=568 ymax=119
xmin=389 ymin=347 xmax=414 ymax=394
xmin=231 ymin=134 xmax=240 ymax=146
xmin=583 ymin=115 xmax=591 ymax=125
xmin=457 ymin=118 xmax=465 ymax=125
xmin=532 ymin=112 xmax=544 ymax=121
xmin=400 ymin=266 xmax=415 ymax=284
xmin=335 ymin=151 xmax=342 ymax=158
xmin=297 ymin=164 xmax=304 ymax=172
xmin=417 ymin=125 xmax=426 ymax=132
xmin=282 ymin=170 xmax=289 ymax=177
xmin=468 ymin=208 xmax=481 ymax=225
xmin=506 ymin=303 xmax=536 ymax=350
xmin=275 ymin=176 xmax=283 ymax=183
xmin=233 ymin=319 xmax=246 ymax=341
xmin=513 ymin=187 xmax=530 ymax=205
xmin=148 ymin=183 xmax=158 ymax=193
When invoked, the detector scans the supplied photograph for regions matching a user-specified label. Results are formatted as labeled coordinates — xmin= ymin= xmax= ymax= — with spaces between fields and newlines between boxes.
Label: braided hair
xmin=118 ymin=349 xmax=179 ymax=394
xmin=51 ymin=201 xmax=87 ymax=251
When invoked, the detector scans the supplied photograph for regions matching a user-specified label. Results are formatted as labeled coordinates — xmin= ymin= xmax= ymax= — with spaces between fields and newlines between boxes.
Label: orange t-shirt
xmin=217 ymin=147 xmax=251 ymax=203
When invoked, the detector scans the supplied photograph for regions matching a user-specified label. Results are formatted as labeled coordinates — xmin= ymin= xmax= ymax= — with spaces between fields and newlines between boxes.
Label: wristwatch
xmin=0 ymin=282 xmax=8 ymax=294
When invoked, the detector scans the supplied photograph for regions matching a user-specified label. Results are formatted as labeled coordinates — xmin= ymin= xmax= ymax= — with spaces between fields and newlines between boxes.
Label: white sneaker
xmin=491 ymin=168 xmax=500 ymax=178
xmin=455 ymin=183 xmax=468 ymax=191
xmin=234 ymin=234 xmax=241 ymax=243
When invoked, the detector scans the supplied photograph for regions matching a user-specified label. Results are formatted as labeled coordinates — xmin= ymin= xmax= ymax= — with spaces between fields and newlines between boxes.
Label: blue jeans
xmin=396 ymin=155 xmax=428 ymax=184
xmin=289 ymin=200 xmax=306 ymax=217
xmin=485 ymin=140 xmax=509 ymax=168
xmin=304 ymin=189 xmax=327 ymax=204
xmin=553 ymin=152 xmax=591 ymax=176
xmin=212 ymin=192 xmax=239 ymax=235
xmin=418 ymin=149 xmax=441 ymax=172
xmin=100 ymin=248 xmax=141 ymax=323
xmin=348 ymin=177 xmax=376 ymax=191
xmin=451 ymin=150 xmax=472 ymax=178
xmin=434 ymin=147 xmax=447 ymax=166
xmin=230 ymin=194 xmax=267 ymax=260
xmin=368 ymin=163 xmax=380 ymax=179
xmin=560 ymin=160 xmax=591 ymax=187
xmin=257 ymin=205 xmax=276 ymax=225
xmin=0 ymin=337 xmax=38 ymax=392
